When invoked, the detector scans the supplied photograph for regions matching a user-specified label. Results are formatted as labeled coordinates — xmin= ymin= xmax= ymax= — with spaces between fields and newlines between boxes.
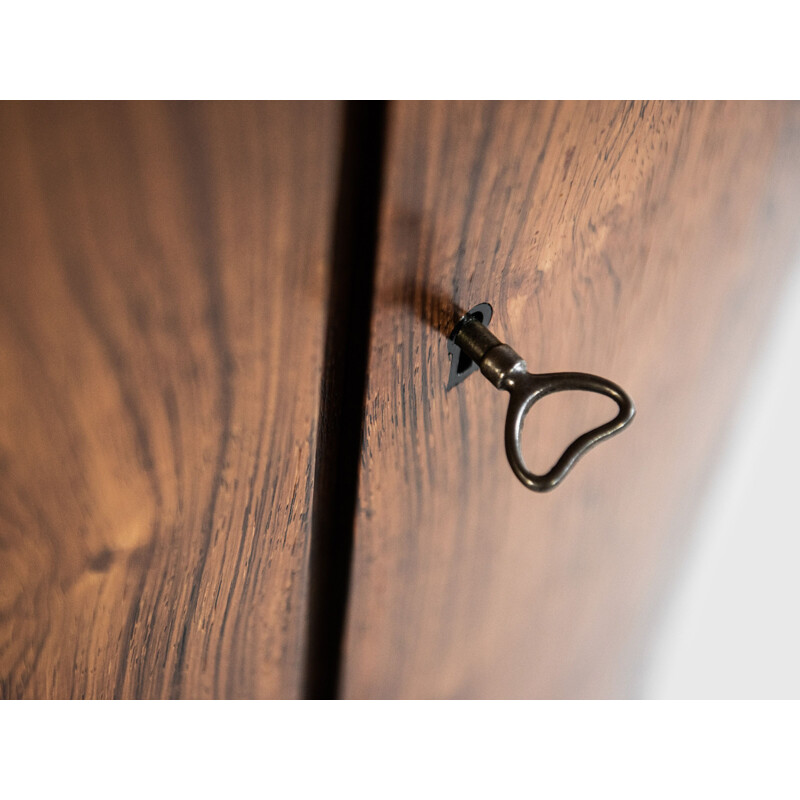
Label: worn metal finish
xmin=450 ymin=305 xmax=635 ymax=492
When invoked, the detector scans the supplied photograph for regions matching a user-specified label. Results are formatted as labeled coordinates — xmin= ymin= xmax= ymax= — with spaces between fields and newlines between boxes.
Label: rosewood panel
xmin=0 ymin=102 xmax=341 ymax=698
xmin=342 ymin=101 xmax=800 ymax=698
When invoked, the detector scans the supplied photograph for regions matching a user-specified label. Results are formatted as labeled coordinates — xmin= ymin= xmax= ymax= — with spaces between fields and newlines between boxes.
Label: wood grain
xmin=0 ymin=101 xmax=341 ymax=698
xmin=341 ymin=101 xmax=800 ymax=698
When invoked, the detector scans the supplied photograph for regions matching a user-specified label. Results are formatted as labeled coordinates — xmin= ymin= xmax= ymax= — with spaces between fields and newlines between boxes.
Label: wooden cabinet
xmin=2 ymin=101 xmax=799 ymax=699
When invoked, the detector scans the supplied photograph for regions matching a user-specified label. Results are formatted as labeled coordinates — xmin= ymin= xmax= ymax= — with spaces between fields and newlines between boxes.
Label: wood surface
xmin=0 ymin=101 xmax=341 ymax=698
xmin=341 ymin=101 xmax=800 ymax=698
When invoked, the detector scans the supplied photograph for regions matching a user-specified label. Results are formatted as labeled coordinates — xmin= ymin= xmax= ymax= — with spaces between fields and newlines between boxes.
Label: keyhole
xmin=456 ymin=349 xmax=473 ymax=376
xmin=445 ymin=301 xmax=494 ymax=391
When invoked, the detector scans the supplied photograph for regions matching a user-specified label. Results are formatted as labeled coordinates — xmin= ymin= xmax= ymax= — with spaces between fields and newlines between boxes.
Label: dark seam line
xmin=302 ymin=101 xmax=388 ymax=699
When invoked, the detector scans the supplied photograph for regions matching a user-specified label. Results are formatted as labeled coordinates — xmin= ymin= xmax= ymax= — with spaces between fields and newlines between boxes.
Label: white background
xmin=645 ymin=260 xmax=800 ymax=698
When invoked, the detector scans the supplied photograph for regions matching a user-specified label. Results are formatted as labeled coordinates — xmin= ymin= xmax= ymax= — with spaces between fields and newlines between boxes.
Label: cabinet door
xmin=0 ymin=102 xmax=341 ymax=698
xmin=342 ymin=101 xmax=800 ymax=698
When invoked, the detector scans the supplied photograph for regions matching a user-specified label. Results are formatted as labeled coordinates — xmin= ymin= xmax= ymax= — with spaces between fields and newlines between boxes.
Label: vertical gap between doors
xmin=302 ymin=101 xmax=388 ymax=699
